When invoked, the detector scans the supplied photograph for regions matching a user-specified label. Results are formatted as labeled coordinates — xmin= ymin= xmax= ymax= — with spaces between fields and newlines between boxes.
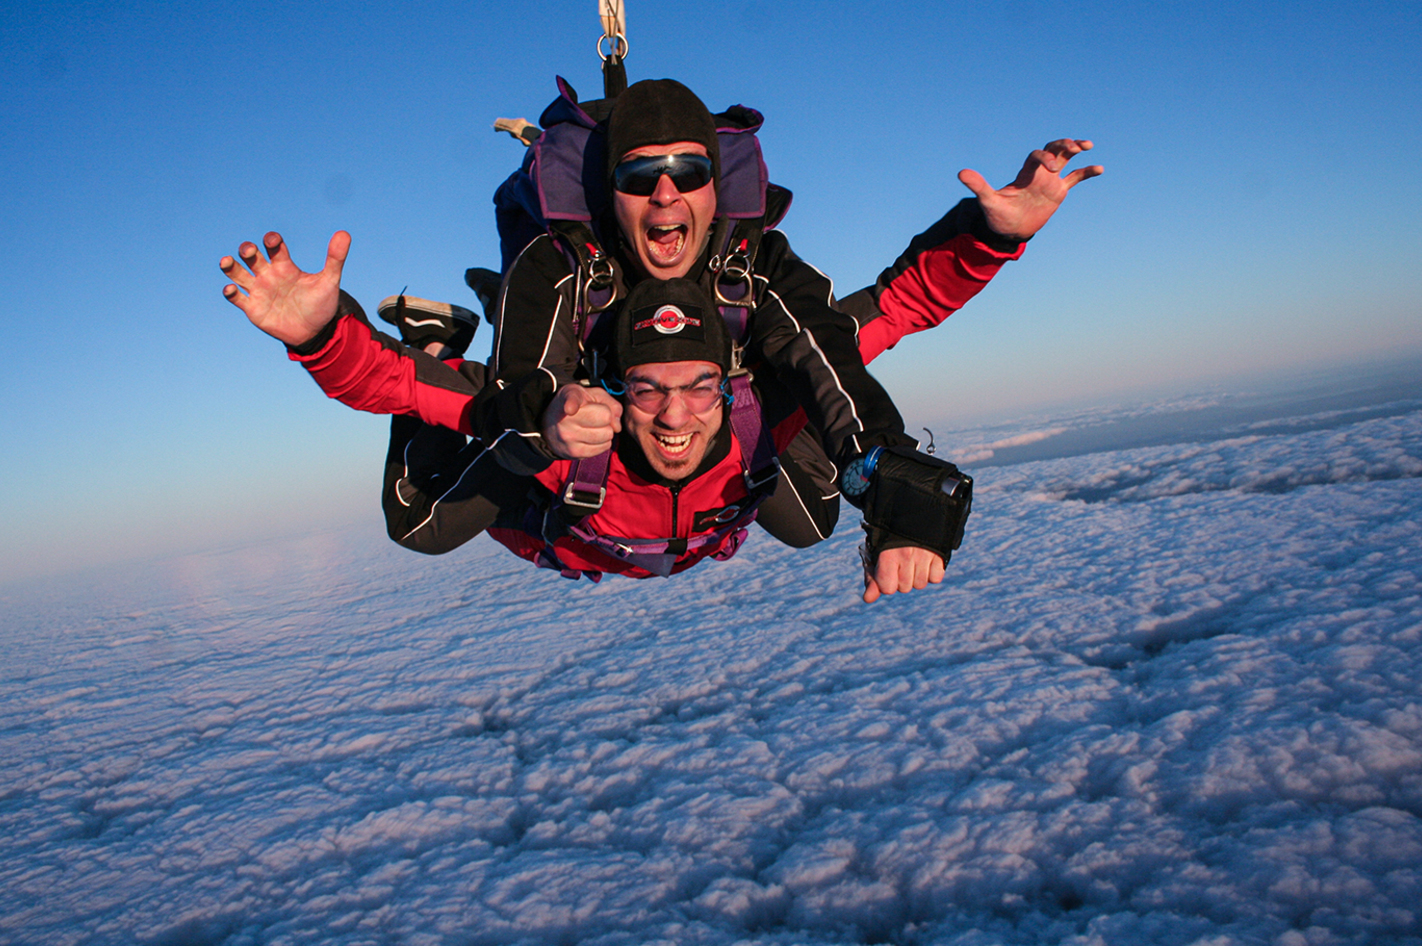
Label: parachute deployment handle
xmin=598 ymin=0 xmax=629 ymax=98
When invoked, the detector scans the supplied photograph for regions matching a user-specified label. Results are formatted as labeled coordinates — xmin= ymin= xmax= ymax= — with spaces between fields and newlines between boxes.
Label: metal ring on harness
xmin=582 ymin=255 xmax=618 ymax=314
xmin=711 ymin=251 xmax=756 ymax=311
xmin=597 ymin=33 xmax=629 ymax=61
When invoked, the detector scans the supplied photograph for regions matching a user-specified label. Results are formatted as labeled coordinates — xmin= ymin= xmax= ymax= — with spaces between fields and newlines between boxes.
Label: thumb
xmin=324 ymin=231 xmax=351 ymax=280
xmin=605 ymin=392 xmax=623 ymax=432
xmin=558 ymin=385 xmax=589 ymax=417
xmin=957 ymin=168 xmax=992 ymax=200
xmin=862 ymin=577 xmax=883 ymax=604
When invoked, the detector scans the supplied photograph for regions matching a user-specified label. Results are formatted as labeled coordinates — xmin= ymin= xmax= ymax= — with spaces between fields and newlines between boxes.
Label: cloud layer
xmin=3 ymin=400 xmax=1420 ymax=945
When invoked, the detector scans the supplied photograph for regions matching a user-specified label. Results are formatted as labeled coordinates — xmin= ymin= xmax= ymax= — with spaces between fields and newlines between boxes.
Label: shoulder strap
xmin=562 ymin=447 xmax=612 ymax=516
xmin=726 ymin=374 xmax=780 ymax=497
xmin=546 ymin=219 xmax=618 ymax=344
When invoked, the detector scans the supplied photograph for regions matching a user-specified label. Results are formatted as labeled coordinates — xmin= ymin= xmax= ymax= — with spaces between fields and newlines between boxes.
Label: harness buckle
xmin=728 ymin=342 xmax=746 ymax=375
xmin=744 ymin=456 xmax=781 ymax=492
xmin=712 ymin=249 xmax=756 ymax=312
xmin=562 ymin=482 xmax=607 ymax=513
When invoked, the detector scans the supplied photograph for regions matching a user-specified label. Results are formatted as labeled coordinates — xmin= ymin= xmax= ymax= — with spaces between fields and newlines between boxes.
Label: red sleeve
xmin=858 ymin=234 xmax=1026 ymax=365
xmin=288 ymin=314 xmax=479 ymax=435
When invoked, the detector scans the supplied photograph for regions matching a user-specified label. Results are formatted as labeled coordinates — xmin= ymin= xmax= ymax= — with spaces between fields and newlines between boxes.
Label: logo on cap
xmin=635 ymin=304 xmax=702 ymax=336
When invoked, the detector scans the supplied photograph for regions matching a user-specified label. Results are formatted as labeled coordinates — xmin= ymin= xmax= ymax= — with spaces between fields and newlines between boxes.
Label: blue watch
xmin=839 ymin=446 xmax=883 ymax=497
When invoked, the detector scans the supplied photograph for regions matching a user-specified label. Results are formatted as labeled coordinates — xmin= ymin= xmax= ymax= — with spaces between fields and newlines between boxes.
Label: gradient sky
xmin=2 ymin=0 xmax=1419 ymax=582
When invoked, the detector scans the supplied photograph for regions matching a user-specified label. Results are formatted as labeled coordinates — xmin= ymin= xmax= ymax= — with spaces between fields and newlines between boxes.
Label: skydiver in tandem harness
xmin=220 ymin=35 xmax=1100 ymax=602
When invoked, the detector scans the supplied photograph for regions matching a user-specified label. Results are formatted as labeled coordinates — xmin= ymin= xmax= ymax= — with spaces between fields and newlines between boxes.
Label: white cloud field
xmin=2 ymin=386 xmax=1420 ymax=946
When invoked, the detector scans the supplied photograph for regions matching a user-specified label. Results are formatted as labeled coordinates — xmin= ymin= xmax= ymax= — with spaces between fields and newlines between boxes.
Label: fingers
xmin=602 ymin=391 xmax=623 ymax=432
xmin=543 ymin=385 xmax=623 ymax=458
xmin=1063 ymin=164 xmax=1105 ymax=189
xmin=262 ymin=231 xmax=291 ymax=267
xmin=220 ymin=280 xmax=249 ymax=311
xmin=219 ymin=246 xmax=258 ymax=308
xmin=863 ymin=548 xmax=946 ymax=603
xmin=1042 ymin=138 xmax=1093 ymax=159
xmin=235 ymin=240 xmax=263 ymax=276
xmin=1039 ymin=140 xmax=1100 ymax=179
xmin=219 ymin=236 xmax=270 ymax=287
xmin=1026 ymin=148 xmax=1059 ymax=174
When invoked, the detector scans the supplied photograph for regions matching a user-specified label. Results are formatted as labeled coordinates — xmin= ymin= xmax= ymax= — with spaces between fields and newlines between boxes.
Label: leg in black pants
xmin=383 ymin=414 xmax=534 ymax=555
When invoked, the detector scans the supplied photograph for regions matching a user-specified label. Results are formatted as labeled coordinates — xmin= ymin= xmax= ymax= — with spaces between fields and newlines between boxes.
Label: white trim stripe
xmin=398 ymin=431 xmax=514 ymax=542
xmin=780 ymin=466 xmax=829 ymax=543
xmin=764 ymin=287 xmax=866 ymax=436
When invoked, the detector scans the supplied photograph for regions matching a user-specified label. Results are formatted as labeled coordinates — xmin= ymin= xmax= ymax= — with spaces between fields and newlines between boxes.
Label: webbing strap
xmin=727 ymin=375 xmax=780 ymax=495
xmin=564 ymin=447 xmax=612 ymax=514
xmin=547 ymin=220 xmax=618 ymax=341
xmin=711 ymin=219 xmax=764 ymax=346
xmin=598 ymin=0 xmax=627 ymax=53
xmin=566 ymin=513 xmax=759 ymax=578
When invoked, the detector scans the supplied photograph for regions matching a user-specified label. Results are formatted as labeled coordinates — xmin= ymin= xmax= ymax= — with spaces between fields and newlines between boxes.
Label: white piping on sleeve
xmin=536 ymin=295 xmax=562 ymax=369
xmin=764 ymin=287 xmax=866 ymax=436
xmin=492 ymin=236 xmax=573 ymax=375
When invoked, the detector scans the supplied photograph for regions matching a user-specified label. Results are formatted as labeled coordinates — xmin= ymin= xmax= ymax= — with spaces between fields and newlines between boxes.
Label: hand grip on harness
xmin=857 ymin=446 xmax=973 ymax=563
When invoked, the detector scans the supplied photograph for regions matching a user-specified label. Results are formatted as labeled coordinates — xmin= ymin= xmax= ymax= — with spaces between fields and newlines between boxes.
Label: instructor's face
xmin=612 ymin=142 xmax=717 ymax=281
xmin=622 ymin=360 xmax=724 ymax=481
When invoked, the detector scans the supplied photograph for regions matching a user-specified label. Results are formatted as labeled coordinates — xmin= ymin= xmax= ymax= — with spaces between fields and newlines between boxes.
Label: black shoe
xmin=378 ymin=294 xmax=479 ymax=354
xmin=464 ymin=267 xmax=502 ymax=319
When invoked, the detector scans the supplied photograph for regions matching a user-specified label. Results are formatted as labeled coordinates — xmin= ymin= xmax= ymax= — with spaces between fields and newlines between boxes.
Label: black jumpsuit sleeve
xmin=749 ymin=231 xmax=918 ymax=472
xmin=472 ymin=234 xmax=584 ymax=476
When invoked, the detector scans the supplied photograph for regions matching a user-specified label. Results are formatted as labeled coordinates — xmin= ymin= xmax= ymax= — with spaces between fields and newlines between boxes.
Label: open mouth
xmin=653 ymin=432 xmax=694 ymax=457
xmin=646 ymin=224 xmax=687 ymax=265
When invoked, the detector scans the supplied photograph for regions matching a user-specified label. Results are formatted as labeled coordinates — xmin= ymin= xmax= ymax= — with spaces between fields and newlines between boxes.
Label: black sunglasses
xmin=612 ymin=153 xmax=714 ymax=196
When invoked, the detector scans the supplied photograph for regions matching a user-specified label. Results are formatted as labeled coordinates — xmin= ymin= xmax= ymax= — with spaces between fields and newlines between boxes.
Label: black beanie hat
xmin=612 ymin=278 xmax=731 ymax=378
xmin=605 ymin=79 xmax=721 ymax=190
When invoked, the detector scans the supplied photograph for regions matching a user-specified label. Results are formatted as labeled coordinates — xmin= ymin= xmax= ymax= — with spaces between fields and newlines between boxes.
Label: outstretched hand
xmin=542 ymin=384 xmax=624 ymax=459
xmin=863 ymin=546 xmax=946 ymax=604
xmin=959 ymin=139 xmax=1103 ymax=243
xmin=220 ymin=231 xmax=350 ymax=347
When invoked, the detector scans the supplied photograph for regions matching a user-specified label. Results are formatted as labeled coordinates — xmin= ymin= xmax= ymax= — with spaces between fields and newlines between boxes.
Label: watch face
xmin=841 ymin=458 xmax=871 ymax=497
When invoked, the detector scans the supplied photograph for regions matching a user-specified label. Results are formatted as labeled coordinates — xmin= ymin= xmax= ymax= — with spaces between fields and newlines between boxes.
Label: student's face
xmin=621 ymin=360 xmax=725 ymax=481
xmin=612 ymin=142 xmax=717 ymax=281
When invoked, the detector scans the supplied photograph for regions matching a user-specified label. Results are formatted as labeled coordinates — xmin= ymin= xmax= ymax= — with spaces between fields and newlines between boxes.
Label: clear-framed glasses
xmin=620 ymin=372 xmax=726 ymax=413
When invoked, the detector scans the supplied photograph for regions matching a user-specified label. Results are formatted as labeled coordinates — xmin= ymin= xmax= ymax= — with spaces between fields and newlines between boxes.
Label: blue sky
xmin=2 ymin=0 xmax=1419 ymax=581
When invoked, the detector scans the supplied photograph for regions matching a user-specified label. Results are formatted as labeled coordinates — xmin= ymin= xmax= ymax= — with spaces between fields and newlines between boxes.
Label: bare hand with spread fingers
xmin=959 ymin=139 xmax=1103 ymax=243
xmin=220 ymin=231 xmax=350 ymax=348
